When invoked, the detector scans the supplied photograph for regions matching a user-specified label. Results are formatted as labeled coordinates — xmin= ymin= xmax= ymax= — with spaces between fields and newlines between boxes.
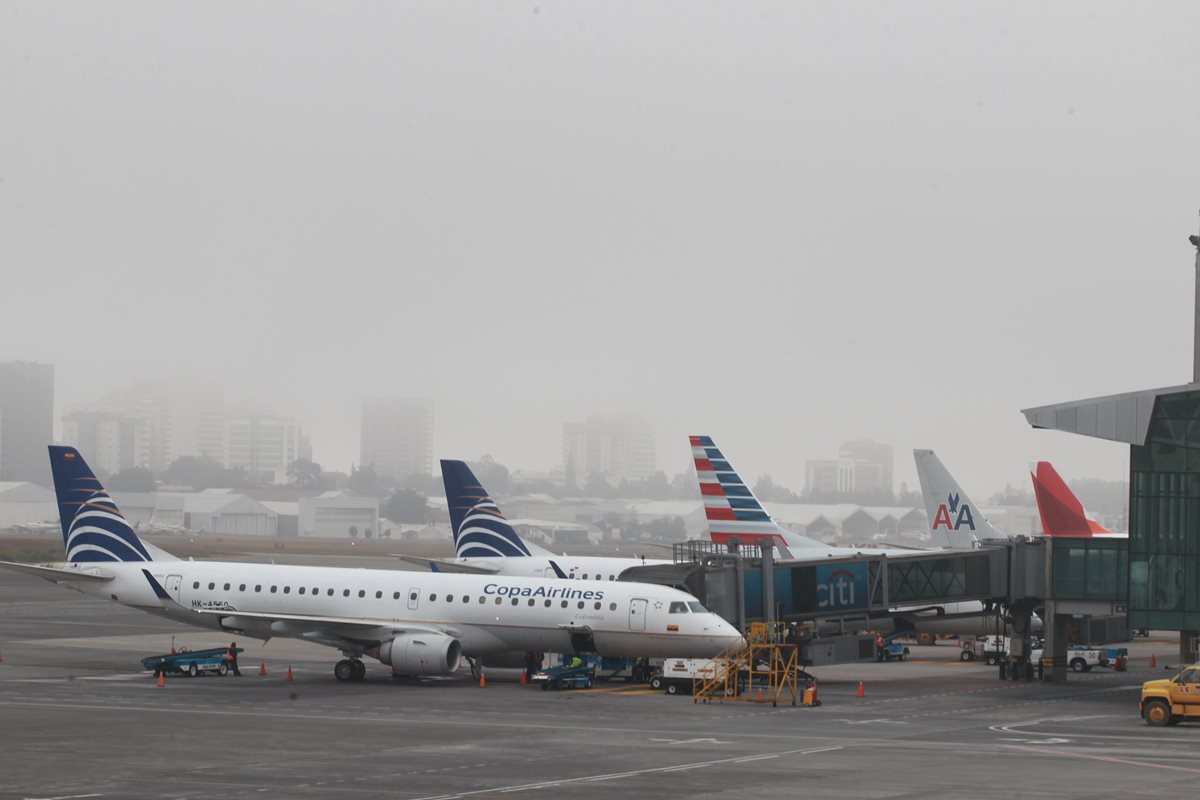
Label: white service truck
xmin=650 ymin=658 xmax=720 ymax=695
xmin=960 ymin=636 xmax=1110 ymax=672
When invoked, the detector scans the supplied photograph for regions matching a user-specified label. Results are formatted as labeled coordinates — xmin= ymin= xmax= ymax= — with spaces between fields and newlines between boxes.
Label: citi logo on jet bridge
xmin=484 ymin=583 xmax=606 ymax=601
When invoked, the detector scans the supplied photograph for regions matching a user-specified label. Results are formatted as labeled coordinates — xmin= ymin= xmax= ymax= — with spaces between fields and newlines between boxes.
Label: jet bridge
xmin=621 ymin=536 xmax=1128 ymax=681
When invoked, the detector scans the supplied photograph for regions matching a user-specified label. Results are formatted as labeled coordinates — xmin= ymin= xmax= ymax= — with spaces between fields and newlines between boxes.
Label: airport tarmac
xmin=1 ymin=570 xmax=1198 ymax=800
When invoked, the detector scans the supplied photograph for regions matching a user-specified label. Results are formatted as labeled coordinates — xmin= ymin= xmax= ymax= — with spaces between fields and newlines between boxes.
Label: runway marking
xmin=649 ymin=737 xmax=734 ymax=745
xmin=22 ymin=794 xmax=103 ymax=800
xmin=1004 ymin=744 xmax=1200 ymax=776
xmin=406 ymin=746 xmax=845 ymax=799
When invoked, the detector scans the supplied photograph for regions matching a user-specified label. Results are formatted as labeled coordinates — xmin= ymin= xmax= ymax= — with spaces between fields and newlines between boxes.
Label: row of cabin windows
xmin=192 ymin=580 xmax=617 ymax=611
xmin=570 ymin=573 xmax=618 ymax=581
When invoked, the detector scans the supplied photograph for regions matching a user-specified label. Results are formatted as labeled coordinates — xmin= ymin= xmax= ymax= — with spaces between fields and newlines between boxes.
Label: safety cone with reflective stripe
xmin=259 ymin=660 xmax=267 ymax=676
xmin=157 ymin=672 xmax=165 ymax=688
xmin=479 ymin=672 xmax=487 ymax=688
xmin=520 ymin=670 xmax=527 ymax=685
xmin=757 ymin=688 xmax=764 ymax=701
xmin=856 ymin=681 xmax=865 ymax=698
xmin=286 ymin=666 xmax=294 ymax=682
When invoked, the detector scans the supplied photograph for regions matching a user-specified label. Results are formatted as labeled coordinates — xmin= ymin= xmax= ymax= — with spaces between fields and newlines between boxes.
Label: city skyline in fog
xmin=5 ymin=2 xmax=1200 ymax=498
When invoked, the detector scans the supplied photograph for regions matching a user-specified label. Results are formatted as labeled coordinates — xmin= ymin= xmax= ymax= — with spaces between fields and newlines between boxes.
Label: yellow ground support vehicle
xmin=1140 ymin=665 xmax=1200 ymax=726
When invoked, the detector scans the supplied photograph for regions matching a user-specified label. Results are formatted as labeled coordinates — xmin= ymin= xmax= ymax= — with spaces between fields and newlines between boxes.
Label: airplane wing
xmin=392 ymin=555 xmax=499 ymax=574
xmin=0 ymin=560 xmax=115 ymax=584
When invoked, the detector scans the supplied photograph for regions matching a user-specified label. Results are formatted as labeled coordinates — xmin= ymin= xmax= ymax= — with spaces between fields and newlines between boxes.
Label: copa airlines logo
xmin=454 ymin=496 xmax=531 ymax=558
xmin=66 ymin=491 xmax=152 ymax=563
xmin=484 ymin=583 xmax=605 ymax=601
xmin=932 ymin=492 xmax=975 ymax=532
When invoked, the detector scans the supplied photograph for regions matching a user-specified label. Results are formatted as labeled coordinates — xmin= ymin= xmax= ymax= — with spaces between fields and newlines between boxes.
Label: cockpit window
xmin=669 ymin=601 xmax=689 ymax=614
xmin=687 ymin=601 xmax=707 ymax=613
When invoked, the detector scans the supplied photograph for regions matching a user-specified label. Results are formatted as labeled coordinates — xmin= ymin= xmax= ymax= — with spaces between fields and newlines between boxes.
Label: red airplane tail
xmin=1029 ymin=461 xmax=1111 ymax=537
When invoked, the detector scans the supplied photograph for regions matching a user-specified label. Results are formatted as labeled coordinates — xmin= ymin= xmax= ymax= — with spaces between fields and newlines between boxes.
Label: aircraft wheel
xmin=334 ymin=659 xmax=356 ymax=682
xmin=188 ymin=662 xmax=199 ymax=677
xmin=353 ymin=660 xmax=366 ymax=681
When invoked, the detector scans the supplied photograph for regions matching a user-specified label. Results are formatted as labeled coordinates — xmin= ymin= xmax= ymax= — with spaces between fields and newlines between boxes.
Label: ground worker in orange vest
xmin=227 ymin=641 xmax=242 ymax=676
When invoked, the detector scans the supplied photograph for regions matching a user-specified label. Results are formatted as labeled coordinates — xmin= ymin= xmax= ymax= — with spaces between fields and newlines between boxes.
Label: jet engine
xmin=372 ymin=633 xmax=462 ymax=676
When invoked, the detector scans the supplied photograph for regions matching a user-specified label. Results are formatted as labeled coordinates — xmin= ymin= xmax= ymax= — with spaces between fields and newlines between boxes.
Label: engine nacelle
xmin=373 ymin=633 xmax=462 ymax=676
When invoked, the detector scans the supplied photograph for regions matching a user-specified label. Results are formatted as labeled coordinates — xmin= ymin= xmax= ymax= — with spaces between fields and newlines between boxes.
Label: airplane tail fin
xmin=913 ymin=449 xmax=995 ymax=548
xmin=440 ymin=459 xmax=534 ymax=557
xmin=1029 ymin=461 xmax=1111 ymax=537
xmin=49 ymin=445 xmax=155 ymax=563
xmin=690 ymin=435 xmax=824 ymax=554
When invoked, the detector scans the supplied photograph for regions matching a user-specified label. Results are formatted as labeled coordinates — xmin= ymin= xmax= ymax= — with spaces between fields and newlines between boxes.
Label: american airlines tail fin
xmin=913 ymin=449 xmax=995 ymax=548
xmin=1029 ymin=461 xmax=1112 ymax=537
xmin=441 ymin=460 xmax=551 ymax=558
xmin=690 ymin=435 xmax=824 ymax=555
xmin=49 ymin=445 xmax=164 ymax=563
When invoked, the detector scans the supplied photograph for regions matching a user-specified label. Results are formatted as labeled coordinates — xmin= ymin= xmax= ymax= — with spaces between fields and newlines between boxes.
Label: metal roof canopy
xmin=1020 ymin=382 xmax=1200 ymax=444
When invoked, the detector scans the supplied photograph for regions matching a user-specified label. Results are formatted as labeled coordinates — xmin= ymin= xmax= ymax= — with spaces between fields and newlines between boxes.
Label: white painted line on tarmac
xmin=409 ymin=745 xmax=846 ymax=799
xmin=23 ymin=794 xmax=103 ymax=800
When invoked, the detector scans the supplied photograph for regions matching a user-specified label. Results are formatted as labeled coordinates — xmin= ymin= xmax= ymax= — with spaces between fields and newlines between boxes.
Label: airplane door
xmin=166 ymin=574 xmax=183 ymax=601
xmin=408 ymin=587 xmax=420 ymax=611
xmin=629 ymin=598 xmax=647 ymax=631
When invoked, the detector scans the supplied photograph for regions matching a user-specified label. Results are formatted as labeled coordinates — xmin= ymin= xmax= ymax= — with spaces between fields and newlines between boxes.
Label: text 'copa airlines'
xmin=484 ymin=584 xmax=605 ymax=601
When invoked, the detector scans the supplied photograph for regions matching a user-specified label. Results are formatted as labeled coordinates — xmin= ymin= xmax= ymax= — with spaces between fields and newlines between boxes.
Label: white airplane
xmin=397 ymin=460 xmax=674 ymax=580
xmin=1029 ymin=460 xmax=1128 ymax=539
xmin=0 ymin=446 xmax=743 ymax=682
xmin=692 ymin=436 xmax=1029 ymax=637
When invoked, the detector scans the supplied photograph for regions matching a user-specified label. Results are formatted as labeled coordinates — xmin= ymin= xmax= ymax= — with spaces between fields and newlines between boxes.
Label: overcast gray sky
xmin=3 ymin=1 xmax=1199 ymax=497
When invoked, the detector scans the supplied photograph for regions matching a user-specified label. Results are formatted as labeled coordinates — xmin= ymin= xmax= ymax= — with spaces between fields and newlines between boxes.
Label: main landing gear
xmin=335 ymin=658 xmax=366 ymax=682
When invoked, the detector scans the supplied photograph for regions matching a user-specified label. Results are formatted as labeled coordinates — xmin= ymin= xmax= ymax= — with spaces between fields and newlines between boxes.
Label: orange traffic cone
xmin=1150 ymin=654 xmax=1157 ymax=668
xmin=170 ymin=647 xmax=176 ymax=655
xmin=856 ymin=681 xmax=865 ymax=698
xmin=259 ymin=661 xmax=267 ymax=676
xmin=157 ymin=672 xmax=165 ymax=688
xmin=756 ymin=688 xmax=764 ymax=701
xmin=0 ymin=650 xmax=5 ymax=663
xmin=286 ymin=666 xmax=294 ymax=682
xmin=479 ymin=672 xmax=487 ymax=688
xmin=520 ymin=670 xmax=527 ymax=685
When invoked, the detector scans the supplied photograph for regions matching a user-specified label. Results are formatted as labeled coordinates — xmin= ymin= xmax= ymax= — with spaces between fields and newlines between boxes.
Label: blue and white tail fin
xmin=441 ymin=460 xmax=549 ymax=558
xmin=913 ymin=449 xmax=994 ymax=548
xmin=50 ymin=445 xmax=157 ymax=563
xmin=690 ymin=435 xmax=824 ymax=554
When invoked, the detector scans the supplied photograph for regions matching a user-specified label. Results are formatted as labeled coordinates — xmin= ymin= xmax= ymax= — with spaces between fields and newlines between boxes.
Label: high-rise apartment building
xmin=226 ymin=409 xmax=303 ymax=484
xmin=562 ymin=415 xmax=657 ymax=485
xmin=0 ymin=361 xmax=54 ymax=485
xmin=360 ymin=398 xmax=433 ymax=480
xmin=62 ymin=410 xmax=150 ymax=476
xmin=839 ymin=439 xmax=893 ymax=494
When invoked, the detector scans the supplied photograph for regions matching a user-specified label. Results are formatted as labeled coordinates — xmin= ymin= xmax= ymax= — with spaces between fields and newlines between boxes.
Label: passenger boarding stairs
xmin=692 ymin=622 xmax=802 ymax=707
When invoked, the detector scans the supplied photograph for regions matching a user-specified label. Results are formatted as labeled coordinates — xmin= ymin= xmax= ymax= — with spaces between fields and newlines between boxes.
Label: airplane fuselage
xmin=53 ymin=560 xmax=741 ymax=659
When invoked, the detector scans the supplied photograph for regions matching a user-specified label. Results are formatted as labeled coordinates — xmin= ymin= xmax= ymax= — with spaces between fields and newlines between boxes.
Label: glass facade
xmin=1051 ymin=539 xmax=1127 ymax=602
xmin=1129 ymin=389 xmax=1200 ymax=630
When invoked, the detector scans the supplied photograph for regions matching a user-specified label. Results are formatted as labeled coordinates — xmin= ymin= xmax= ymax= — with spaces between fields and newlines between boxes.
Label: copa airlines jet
xmin=0 ymin=447 xmax=742 ymax=682
xmin=397 ymin=460 xmax=673 ymax=580
xmin=691 ymin=436 xmax=1033 ymax=638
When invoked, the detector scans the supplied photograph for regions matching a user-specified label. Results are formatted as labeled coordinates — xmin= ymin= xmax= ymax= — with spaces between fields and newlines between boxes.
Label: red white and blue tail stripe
xmin=692 ymin=435 xmax=820 ymax=552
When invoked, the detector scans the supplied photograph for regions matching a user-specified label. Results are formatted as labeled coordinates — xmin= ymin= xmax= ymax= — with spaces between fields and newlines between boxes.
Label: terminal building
xmin=1022 ymin=236 xmax=1200 ymax=663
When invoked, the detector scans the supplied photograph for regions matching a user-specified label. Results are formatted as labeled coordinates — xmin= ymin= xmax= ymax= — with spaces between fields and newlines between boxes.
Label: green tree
xmin=287 ymin=458 xmax=323 ymax=490
xmin=383 ymin=488 xmax=430 ymax=524
xmin=108 ymin=467 xmax=156 ymax=492
xmin=348 ymin=464 xmax=382 ymax=496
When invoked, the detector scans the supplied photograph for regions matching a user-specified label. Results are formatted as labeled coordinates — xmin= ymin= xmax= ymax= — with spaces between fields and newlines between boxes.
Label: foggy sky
xmin=3 ymin=1 xmax=1199 ymax=498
